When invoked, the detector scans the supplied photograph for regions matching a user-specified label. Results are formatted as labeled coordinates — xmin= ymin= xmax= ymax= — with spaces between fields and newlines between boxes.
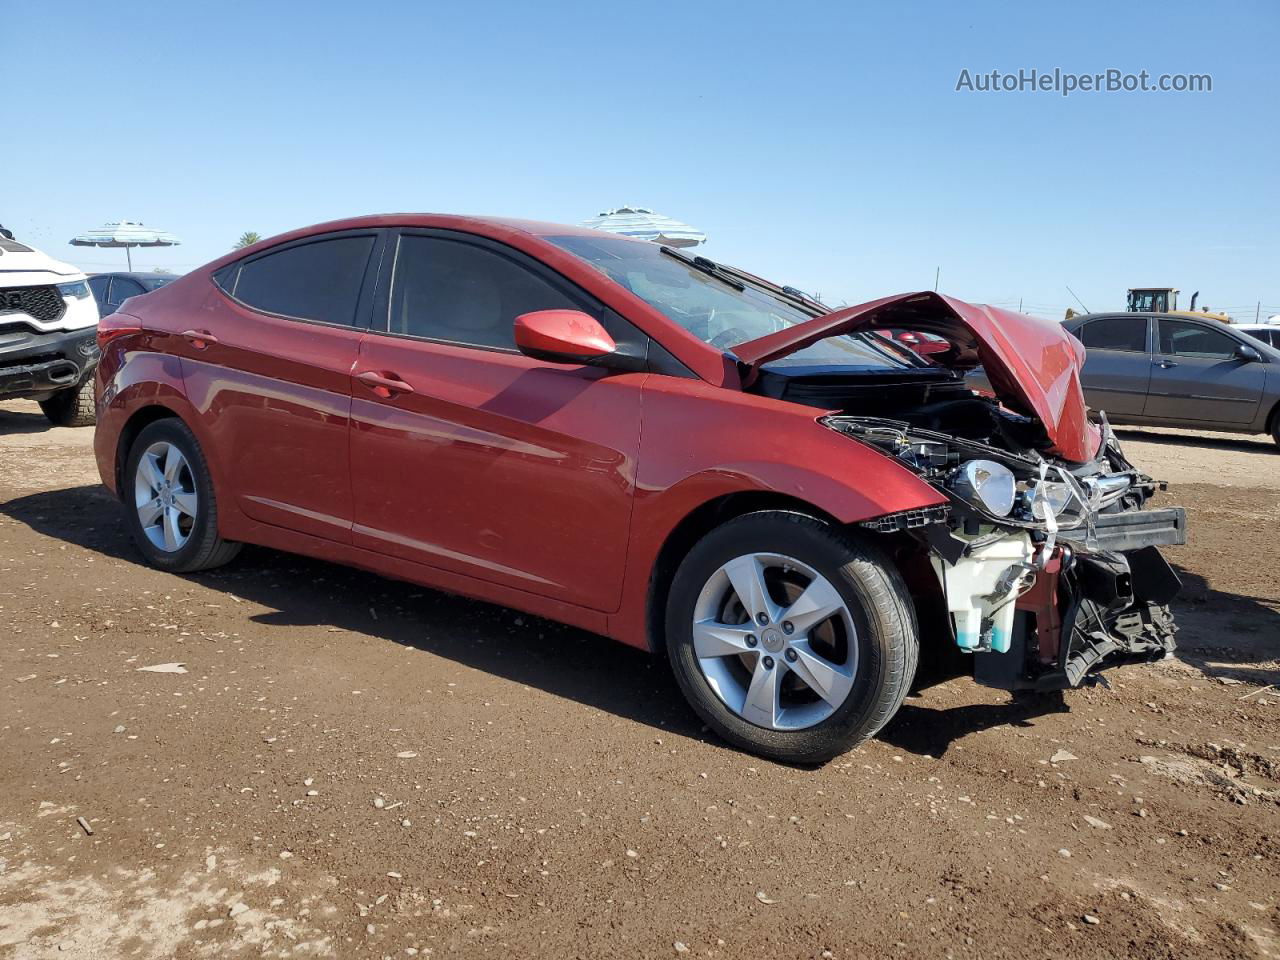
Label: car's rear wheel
xmin=665 ymin=511 xmax=918 ymax=764
xmin=38 ymin=379 xmax=96 ymax=427
xmin=124 ymin=419 xmax=241 ymax=572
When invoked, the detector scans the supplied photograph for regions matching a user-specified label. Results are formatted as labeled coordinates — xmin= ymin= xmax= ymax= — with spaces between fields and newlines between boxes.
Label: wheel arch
xmin=113 ymin=403 xmax=186 ymax=497
xmin=1266 ymin=396 xmax=1280 ymax=441
xmin=641 ymin=494 xmax=956 ymax=683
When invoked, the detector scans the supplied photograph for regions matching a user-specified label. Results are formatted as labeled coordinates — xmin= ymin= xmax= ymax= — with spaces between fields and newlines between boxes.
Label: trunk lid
xmin=732 ymin=291 xmax=1101 ymax=463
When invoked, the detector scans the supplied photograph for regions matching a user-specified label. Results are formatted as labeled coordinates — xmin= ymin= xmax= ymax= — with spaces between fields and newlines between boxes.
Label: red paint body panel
xmin=350 ymin=335 xmax=644 ymax=613
xmin=174 ymin=287 xmax=362 ymax=542
xmin=734 ymin=291 xmax=1101 ymax=463
xmin=94 ymin=215 xmax=1085 ymax=658
xmin=606 ymin=377 xmax=948 ymax=648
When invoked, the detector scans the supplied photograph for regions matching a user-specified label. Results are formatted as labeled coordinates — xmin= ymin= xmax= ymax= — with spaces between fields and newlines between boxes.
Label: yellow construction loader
xmin=1126 ymin=287 xmax=1232 ymax=323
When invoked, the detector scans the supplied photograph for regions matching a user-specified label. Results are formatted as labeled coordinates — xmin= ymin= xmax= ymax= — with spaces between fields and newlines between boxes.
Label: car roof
xmin=89 ymin=271 xmax=178 ymax=280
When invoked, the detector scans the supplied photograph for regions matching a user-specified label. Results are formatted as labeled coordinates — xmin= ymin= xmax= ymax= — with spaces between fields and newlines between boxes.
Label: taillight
xmin=96 ymin=313 xmax=143 ymax=350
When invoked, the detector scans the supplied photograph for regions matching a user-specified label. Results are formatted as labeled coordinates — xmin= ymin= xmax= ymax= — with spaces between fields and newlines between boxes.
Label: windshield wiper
xmin=660 ymin=246 xmax=745 ymax=291
xmin=693 ymin=259 xmax=828 ymax=315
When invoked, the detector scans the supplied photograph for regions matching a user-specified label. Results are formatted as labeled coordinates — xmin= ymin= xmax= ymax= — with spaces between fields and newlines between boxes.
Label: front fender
xmin=608 ymin=377 xmax=945 ymax=649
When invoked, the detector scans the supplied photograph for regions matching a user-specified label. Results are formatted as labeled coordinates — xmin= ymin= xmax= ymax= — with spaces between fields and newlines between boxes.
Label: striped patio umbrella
xmin=70 ymin=220 xmax=181 ymax=271
xmin=581 ymin=206 xmax=705 ymax=247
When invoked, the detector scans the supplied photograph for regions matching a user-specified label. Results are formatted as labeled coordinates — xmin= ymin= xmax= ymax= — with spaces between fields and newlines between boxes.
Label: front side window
xmin=388 ymin=235 xmax=582 ymax=349
xmin=1158 ymin=319 xmax=1237 ymax=359
xmin=548 ymin=234 xmax=908 ymax=369
xmin=225 ymin=234 xmax=375 ymax=326
xmin=1079 ymin=316 xmax=1148 ymax=352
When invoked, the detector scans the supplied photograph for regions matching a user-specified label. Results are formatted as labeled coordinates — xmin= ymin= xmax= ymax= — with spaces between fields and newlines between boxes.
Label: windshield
xmin=548 ymin=235 xmax=910 ymax=370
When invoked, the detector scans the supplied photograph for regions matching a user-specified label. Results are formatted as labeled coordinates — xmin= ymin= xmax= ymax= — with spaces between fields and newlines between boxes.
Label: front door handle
xmin=181 ymin=329 xmax=219 ymax=349
xmin=1155 ymin=359 xmax=1178 ymax=369
xmin=356 ymin=370 xmax=415 ymax=398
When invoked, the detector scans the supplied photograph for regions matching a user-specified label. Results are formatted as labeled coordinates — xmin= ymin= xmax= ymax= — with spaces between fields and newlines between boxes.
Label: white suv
xmin=0 ymin=232 xmax=101 ymax=425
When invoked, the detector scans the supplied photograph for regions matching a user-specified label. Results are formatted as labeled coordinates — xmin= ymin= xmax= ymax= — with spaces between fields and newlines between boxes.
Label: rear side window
xmin=388 ymin=235 xmax=582 ymax=349
xmin=1079 ymin=316 xmax=1148 ymax=352
xmin=223 ymin=235 xmax=375 ymax=327
xmin=111 ymin=277 xmax=145 ymax=301
xmin=1158 ymin=319 xmax=1238 ymax=359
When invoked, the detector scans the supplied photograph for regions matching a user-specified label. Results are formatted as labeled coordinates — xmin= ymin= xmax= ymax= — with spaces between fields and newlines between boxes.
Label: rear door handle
xmin=181 ymin=329 xmax=218 ymax=349
xmin=356 ymin=370 xmax=415 ymax=398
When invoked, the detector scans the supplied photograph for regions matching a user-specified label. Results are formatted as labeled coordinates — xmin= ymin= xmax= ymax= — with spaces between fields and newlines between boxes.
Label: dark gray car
xmin=87 ymin=272 xmax=177 ymax=318
xmin=1063 ymin=312 xmax=1280 ymax=447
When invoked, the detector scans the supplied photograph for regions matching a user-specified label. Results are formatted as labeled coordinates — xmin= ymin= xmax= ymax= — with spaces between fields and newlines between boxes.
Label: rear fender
xmin=94 ymin=344 xmax=245 ymax=533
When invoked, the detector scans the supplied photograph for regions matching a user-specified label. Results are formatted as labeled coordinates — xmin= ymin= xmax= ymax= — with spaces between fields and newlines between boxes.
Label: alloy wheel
xmin=134 ymin=440 xmax=198 ymax=552
xmin=691 ymin=552 xmax=858 ymax=731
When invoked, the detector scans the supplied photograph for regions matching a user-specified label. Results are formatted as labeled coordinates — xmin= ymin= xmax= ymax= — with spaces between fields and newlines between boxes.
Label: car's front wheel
xmin=665 ymin=511 xmax=917 ymax=764
xmin=124 ymin=419 xmax=242 ymax=573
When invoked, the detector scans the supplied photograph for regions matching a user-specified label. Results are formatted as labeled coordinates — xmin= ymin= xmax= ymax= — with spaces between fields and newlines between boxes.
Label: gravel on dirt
xmin=1 ymin=400 xmax=1277 ymax=959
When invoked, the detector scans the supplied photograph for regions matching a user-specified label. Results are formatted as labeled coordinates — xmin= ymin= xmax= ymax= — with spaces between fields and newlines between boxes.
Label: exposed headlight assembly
xmin=949 ymin=459 xmax=1016 ymax=517
xmin=56 ymin=280 xmax=91 ymax=300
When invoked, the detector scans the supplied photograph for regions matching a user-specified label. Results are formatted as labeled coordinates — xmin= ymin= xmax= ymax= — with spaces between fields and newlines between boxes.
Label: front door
xmin=349 ymin=230 xmax=646 ymax=612
xmin=1146 ymin=318 xmax=1267 ymax=425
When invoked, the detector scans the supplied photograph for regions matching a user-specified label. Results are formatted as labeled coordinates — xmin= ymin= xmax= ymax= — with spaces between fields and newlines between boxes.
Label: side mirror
xmin=514 ymin=309 xmax=617 ymax=365
xmin=1235 ymin=343 xmax=1263 ymax=363
xmin=897 ymin=332 xmax=921 ymax=345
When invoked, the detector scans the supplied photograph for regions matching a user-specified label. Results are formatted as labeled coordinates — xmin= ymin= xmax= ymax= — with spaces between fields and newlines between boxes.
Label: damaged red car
xmin=93 ymin=216 xmax=1186 ymax=763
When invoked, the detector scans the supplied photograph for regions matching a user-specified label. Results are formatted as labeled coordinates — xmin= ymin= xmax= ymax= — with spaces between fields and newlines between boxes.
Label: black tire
xmin=38 ymin=378 xmax=96 ymax=427
xmin=665 ymin=511 xmax=918 ymax=764
xmin=122 ymin=418 xmax=242 ymax=573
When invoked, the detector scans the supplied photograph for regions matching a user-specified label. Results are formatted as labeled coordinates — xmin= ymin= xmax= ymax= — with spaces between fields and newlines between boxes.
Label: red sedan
xmin=93 ymin=215 xmax=1185 ymax=763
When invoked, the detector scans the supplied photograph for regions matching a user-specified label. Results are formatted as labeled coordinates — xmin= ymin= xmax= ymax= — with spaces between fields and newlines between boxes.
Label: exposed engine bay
xmin=752 ymin=363 xmax=1186 ymax=692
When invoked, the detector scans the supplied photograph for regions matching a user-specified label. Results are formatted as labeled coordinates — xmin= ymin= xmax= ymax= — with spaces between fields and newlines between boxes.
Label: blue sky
xmin=7 ymin=0 xmax=1278 ymax=319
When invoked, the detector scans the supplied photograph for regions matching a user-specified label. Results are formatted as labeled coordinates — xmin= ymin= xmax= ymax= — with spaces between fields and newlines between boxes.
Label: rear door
xmin=1145 ymin=318 xmax=1267 ymax=424
xmin=349 ymin=229 xmax=646 ymax=612
xmin=179 ymin=229 xmax=386 ymax=541
xmin=1074 ymin=315 xmax=1151 ymax=417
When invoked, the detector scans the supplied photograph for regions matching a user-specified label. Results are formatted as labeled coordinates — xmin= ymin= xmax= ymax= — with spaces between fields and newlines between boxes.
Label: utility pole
xmin=1017 ymin=297 xmax=1023 ymax=313
xmin=934 ymin=267 xmax=940 ymax=292
xmin=1258 ymin=302 xmax=1262 ymax=322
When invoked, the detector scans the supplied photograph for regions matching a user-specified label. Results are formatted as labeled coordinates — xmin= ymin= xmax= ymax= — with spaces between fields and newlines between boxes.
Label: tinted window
xmin=388 ymin=235 xmax=581 ymax=349
xmin=1079 ymin=316 xmax=1147 ymax=352
xmin=230 ymin=235 xmax=375 ymax=326
xmin=110 ymin=277 xmax=145 ymax=302
xmin=142 ymin=276 xmax=175 ymax=291
xmin=1158 ymin=319 xmax=1238 ymax=359
xmin=87 ymin=276 xmax=109 ymax=306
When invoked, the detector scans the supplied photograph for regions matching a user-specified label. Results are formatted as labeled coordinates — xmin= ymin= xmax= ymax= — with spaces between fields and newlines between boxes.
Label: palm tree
xmin=233 ymin=231 xmax=262 ymax=250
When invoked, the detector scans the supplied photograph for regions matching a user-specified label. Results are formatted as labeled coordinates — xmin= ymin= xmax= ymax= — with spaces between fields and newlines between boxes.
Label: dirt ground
xmin=1 ymin=399 xmax=1278 ymax=960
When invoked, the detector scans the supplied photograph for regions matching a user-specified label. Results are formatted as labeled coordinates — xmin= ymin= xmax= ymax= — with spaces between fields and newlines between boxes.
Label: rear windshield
xmin=548 ymin=235 xmax=909 ymax=370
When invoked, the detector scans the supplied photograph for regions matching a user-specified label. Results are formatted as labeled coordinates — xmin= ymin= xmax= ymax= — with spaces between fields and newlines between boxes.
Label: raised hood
xmin=733 ymin=291 xmax=1101 ymax=463
xmin=0 ymin=238 xmax=86 ymax=286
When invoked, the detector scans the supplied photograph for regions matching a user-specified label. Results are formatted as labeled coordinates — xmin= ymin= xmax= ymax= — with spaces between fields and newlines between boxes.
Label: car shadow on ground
xmin=0 ymin=403 xmax=57 ymax=435
xmin=1115 ymin=427 xmax=1275 ymax=454
xmin=14 ymin=484 xmax=1269 ymax=764
xmin=1 ymin=483 xmax=715 ymax=748
xmin=879 ymin=691 xmax=1069 ymax=759
xmin=1169 ymin=564 xmax=1280 ymax=687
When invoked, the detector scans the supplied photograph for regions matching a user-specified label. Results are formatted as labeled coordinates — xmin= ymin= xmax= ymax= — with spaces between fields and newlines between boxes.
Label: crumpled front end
xmin=831 ymin=415 xmax=1184 ymax=691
